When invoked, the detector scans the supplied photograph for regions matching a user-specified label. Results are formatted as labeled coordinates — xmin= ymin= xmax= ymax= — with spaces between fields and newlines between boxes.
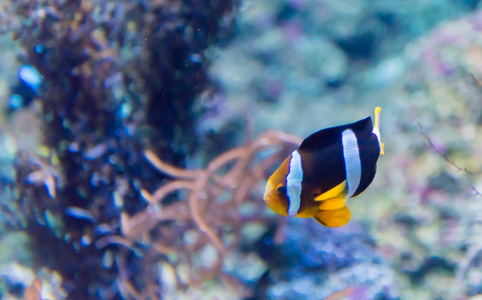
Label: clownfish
xmin=264 ymin=107 xmax=384 ymax=227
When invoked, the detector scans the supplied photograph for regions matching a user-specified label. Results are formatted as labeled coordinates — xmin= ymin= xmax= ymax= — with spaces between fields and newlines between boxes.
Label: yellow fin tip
xmin=373 ymin=106 xmax=383 ymax=155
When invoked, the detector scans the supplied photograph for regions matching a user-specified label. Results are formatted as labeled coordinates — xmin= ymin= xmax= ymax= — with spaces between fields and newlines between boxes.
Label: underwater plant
xmin=95 ymin=130 xmax=301 ymax=297
xmin=2 ymin=0 xmax=239 ymax=298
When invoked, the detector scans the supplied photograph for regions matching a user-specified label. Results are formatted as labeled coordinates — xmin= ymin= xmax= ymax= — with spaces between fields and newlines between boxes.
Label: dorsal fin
xmin=299 ymin=117 xmax=373 ymax=153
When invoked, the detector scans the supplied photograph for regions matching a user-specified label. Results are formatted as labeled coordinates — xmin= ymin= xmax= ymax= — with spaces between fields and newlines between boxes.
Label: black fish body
xmin=263 ymin=107 xmax=384 ymax=227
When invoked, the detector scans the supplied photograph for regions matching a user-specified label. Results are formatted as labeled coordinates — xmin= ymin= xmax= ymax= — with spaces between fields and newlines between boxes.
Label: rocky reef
xmin=1 ymin=0 xmax=238 ymax=298
xmin=1 ymin=0 xmax=482 ymax=299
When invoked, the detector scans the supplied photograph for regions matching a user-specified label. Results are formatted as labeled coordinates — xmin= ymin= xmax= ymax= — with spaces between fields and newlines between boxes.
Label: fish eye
xmin=276 ymin=185 xmax=287 ymax=195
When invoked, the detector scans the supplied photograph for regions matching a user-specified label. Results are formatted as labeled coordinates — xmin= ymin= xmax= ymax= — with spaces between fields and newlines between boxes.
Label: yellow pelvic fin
xmin=314 ymin=180 xmax=347 ymax=202
xmin=318 ymin=197 xmax=346 ymax=210
xmin=373 ymin=106 xmax=384 ymax=155
xmin=313 ymin=206 xmax=351 ymax=227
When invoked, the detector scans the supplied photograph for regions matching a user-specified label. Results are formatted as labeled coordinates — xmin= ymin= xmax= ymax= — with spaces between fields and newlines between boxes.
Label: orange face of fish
xmin=263 ymin=156 xmax=291 ymax=216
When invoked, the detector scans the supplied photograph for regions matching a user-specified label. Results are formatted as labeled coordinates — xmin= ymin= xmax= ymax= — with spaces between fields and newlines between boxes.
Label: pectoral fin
xmin=313 ymin=206 xmax=351 ymax=227
xmin=314 ymin=180 xmax=347 ymax=202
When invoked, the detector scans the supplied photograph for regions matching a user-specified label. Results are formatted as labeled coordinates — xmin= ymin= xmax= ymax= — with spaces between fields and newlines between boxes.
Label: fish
xmin=8 ymin=65 xmax=42 ymax=112
xmin=18 ymin=65 xmax=42 ymax=93
xmin=264 ymin=107 xmax=384 ymax=227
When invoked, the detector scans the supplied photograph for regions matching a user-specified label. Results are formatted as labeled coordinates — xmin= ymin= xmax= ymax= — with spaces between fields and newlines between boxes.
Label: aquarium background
xmin=1 ymin=0 xmax=482 ymax=299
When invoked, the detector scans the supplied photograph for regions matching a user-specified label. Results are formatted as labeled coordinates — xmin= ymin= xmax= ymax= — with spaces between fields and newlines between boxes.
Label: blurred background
xmin=1 ymin=0 xmax=482 ymax=299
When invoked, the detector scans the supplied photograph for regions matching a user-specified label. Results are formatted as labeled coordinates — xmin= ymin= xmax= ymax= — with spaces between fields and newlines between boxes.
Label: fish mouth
xmin=263 ymin=181 xmax=274 ymax=205
xmin=264 ymin=181 xmax=288 ymax=216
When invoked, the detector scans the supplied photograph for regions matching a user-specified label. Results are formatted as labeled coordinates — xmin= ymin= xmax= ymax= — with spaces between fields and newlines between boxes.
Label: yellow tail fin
xmin=373 ymin=106 xmax=384 ymax=155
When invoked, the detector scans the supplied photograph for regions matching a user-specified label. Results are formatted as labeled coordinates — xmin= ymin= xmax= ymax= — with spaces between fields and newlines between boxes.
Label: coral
xmin=419 ymin=123 xmax=482 ymax=196
xmin=205 ymin=0 xmax=479 ymax=139
xmin=2 ymin=0 xmax=238 ymax=298
xmin=259 ymin=219 xmax=398 ymax=299
xmin=96 ymin=130 xmax=302 ymax=297
xmin=204 ymin=3 xmax=482 ymax=298
xmin=368 ymin=11 xmax=482 ymax=298
xmin=3 ymin=0 xmax=482 ymax=299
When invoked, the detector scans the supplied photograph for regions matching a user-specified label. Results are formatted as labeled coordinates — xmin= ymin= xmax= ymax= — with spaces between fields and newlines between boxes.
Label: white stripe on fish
xmin=342 ymin=129 xmax=361 ymax=198
xmin=287 ymin=150 xmax=303 ymax=216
